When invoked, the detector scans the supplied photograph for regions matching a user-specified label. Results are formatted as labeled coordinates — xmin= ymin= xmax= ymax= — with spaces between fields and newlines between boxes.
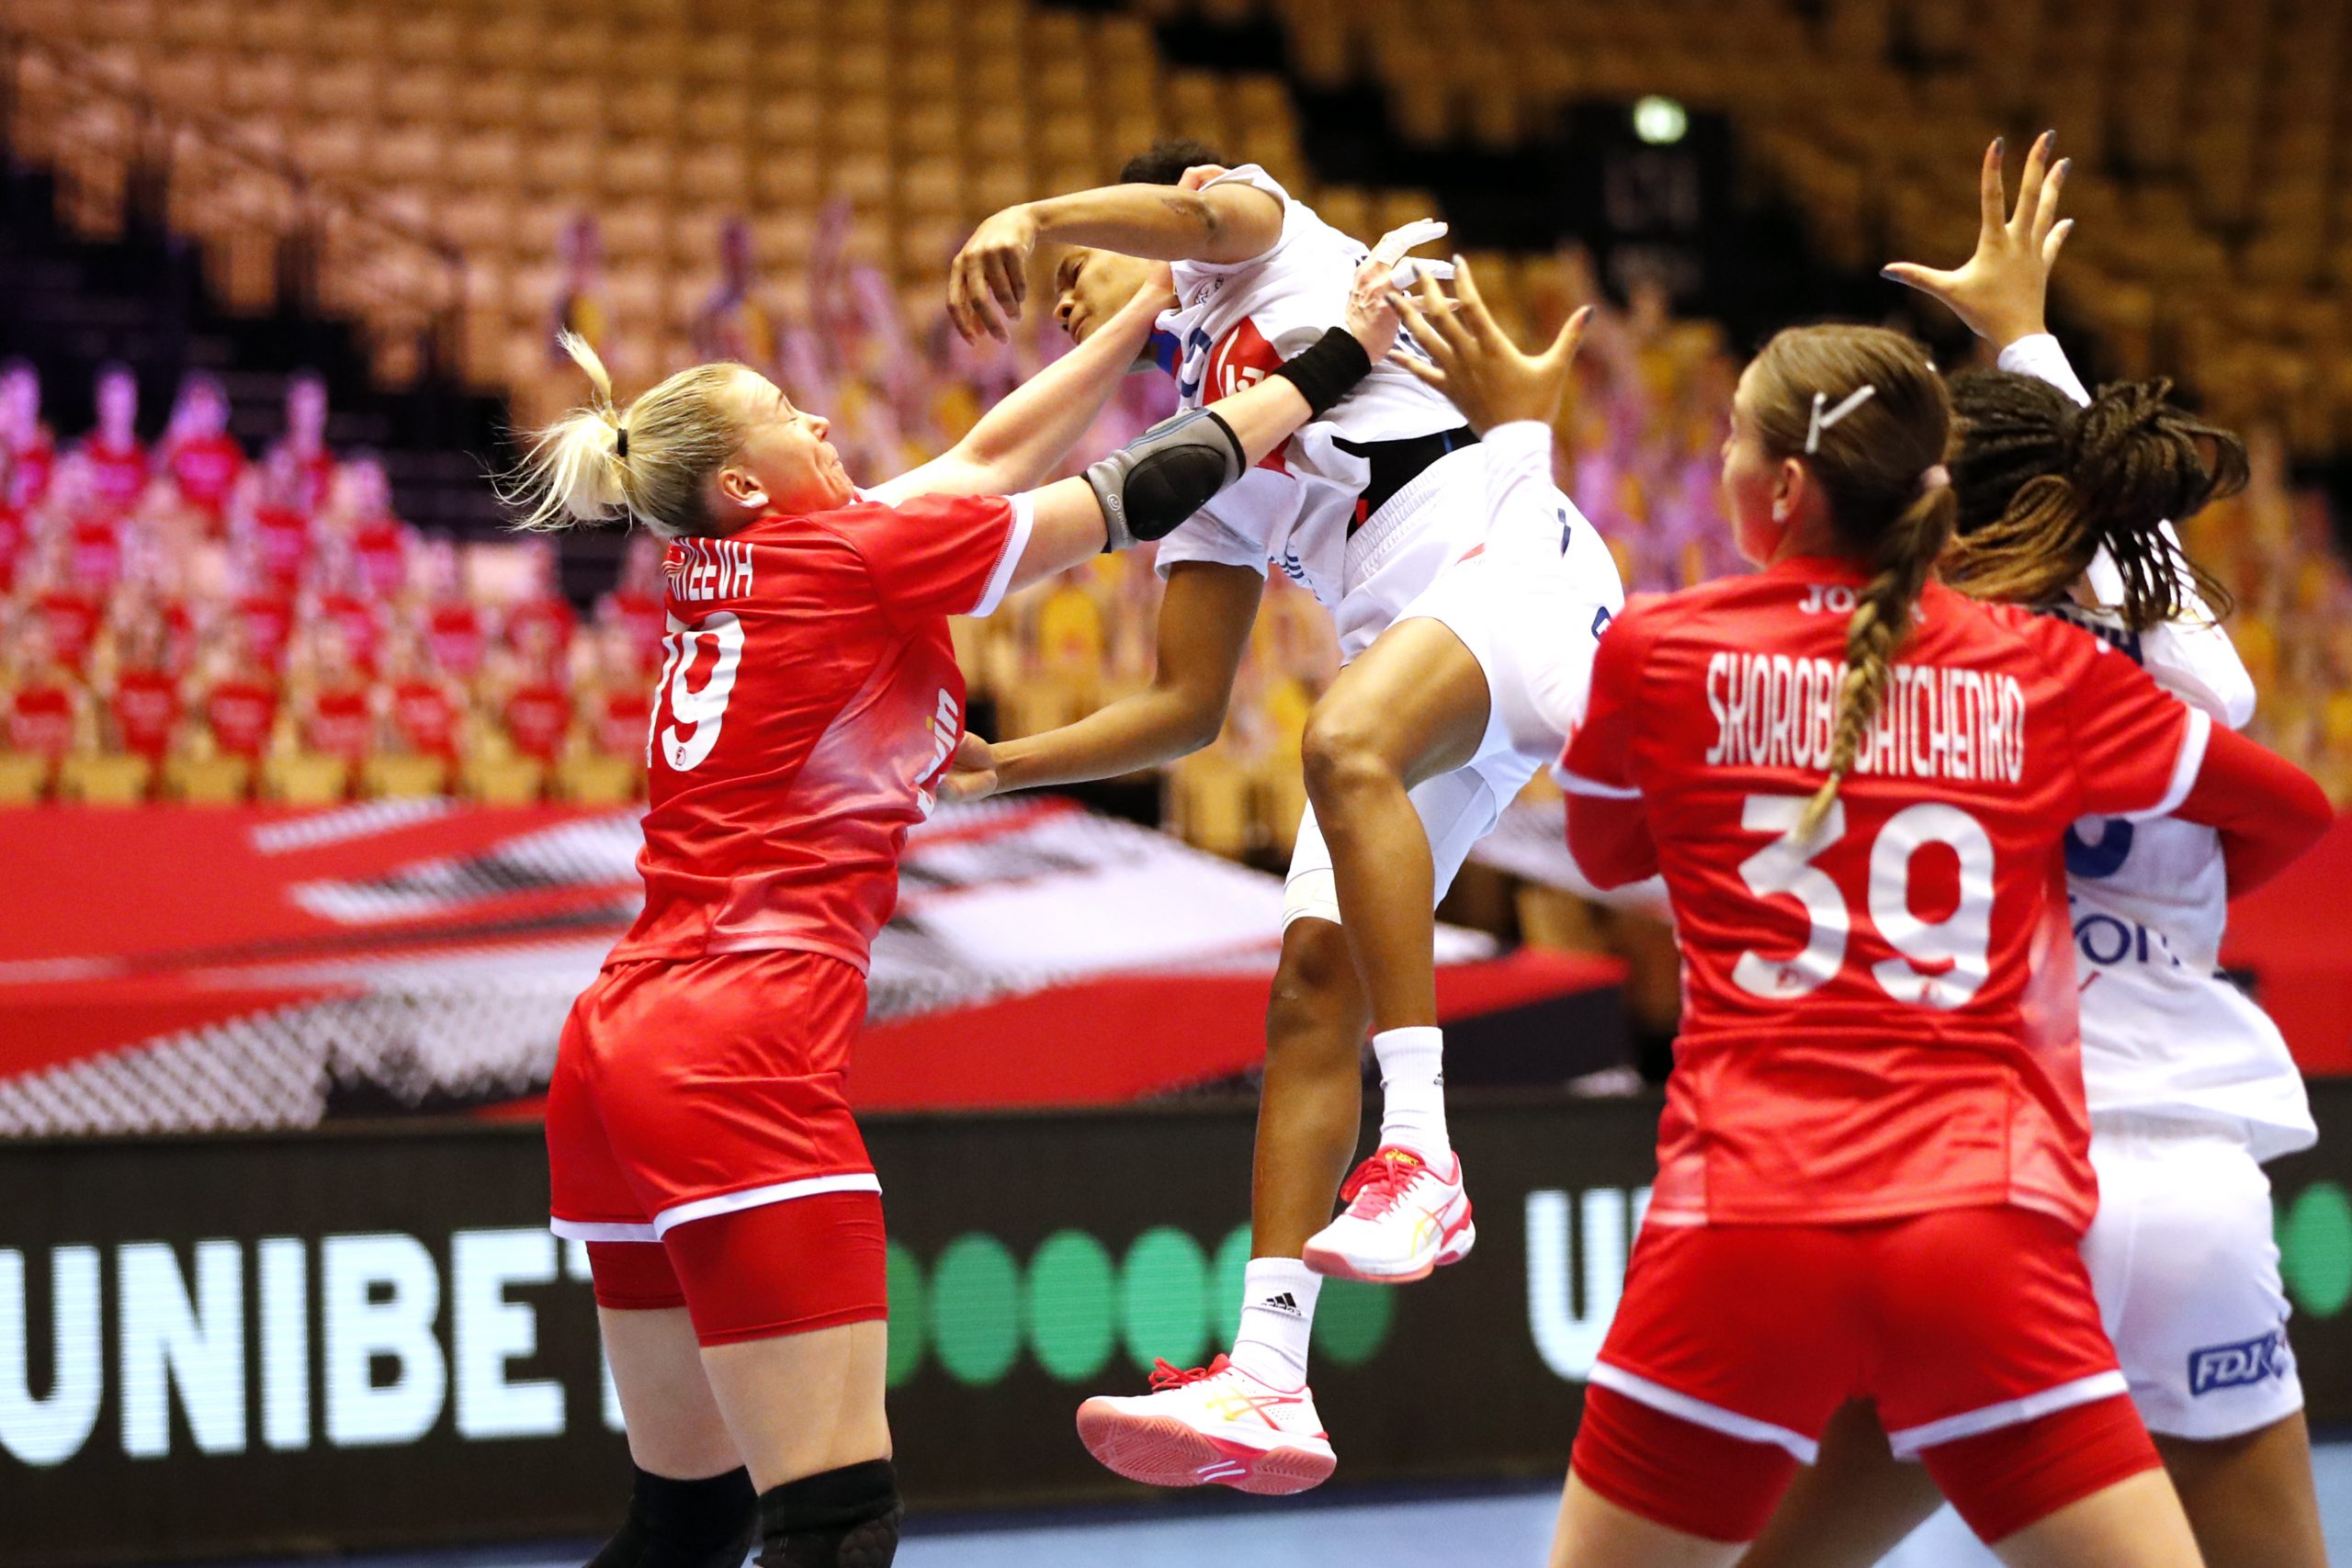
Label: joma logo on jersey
xmin=2188 ymin=1330 xmax=2287 ymax=1395
xmin=668 ymin=538 xmax=754 ymax=604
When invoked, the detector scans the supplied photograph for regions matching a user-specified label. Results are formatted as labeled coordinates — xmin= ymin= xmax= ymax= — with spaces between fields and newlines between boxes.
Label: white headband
xmin=1805 ymin=385 xmax=1877 ymax=454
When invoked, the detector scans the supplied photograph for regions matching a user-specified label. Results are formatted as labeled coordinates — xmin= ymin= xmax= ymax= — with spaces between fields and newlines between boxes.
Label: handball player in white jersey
xmin=1740 ymin=135 xmax=2328 ymax=1568
xmin=944 ymin=141 xmax=1623 ymax=1492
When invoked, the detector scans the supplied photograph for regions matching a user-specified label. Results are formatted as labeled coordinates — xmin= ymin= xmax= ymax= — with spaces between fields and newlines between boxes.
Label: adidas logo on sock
xmin=1255 ymin=1292 xmax=1306 ymax=1318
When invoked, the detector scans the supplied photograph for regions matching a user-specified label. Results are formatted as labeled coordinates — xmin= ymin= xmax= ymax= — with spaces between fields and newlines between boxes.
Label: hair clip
xmin=615 ymin=427 xmax=629 ymax=458
xmin=1918 ymin=463 xmax=1951 ymax=492
xmin=1805 ymin=385 xmax=1877 ymax=454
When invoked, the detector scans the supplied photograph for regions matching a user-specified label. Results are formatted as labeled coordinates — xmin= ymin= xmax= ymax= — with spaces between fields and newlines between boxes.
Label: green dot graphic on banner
xmin=885 ymin=1241 xmax=926 ymax=1387
xmin=930 ymin=1234 xmax=1022 ymax=1385
xmin=1317 ymin=1276 xmax=1395 ymax=1367
xmin=1026 ymin=1230 xmax=1117 ymax=1382
xmin=2279 ymin=1181 xmax=2352 ymax=1318
xmin=1121 ymin=1226 xmax=1209 ymax=1371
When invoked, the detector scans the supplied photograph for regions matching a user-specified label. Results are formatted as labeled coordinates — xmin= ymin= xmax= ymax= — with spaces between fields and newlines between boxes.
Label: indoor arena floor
xmin=212 ymin=1442 xmax=2352 ymax=1568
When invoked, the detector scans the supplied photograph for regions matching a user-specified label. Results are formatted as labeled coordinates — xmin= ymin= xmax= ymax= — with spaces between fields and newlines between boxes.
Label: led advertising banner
xmin=6 ymin=1089 xmax=2351 ymax=1564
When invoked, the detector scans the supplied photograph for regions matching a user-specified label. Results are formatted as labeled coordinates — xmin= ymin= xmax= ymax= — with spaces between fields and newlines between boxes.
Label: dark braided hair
xmin=1744 ymin=325 xmax=1958 ymax=838
xmin=1943 ymin=370 xmax=2244 ymax=631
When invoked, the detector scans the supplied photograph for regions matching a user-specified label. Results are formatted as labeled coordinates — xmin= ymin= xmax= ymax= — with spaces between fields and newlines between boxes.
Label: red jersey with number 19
xmin=605 ymin=491 xmax=1033 ymax=973
xmin=1559 ymin=557 xmax=2209 ymax=1233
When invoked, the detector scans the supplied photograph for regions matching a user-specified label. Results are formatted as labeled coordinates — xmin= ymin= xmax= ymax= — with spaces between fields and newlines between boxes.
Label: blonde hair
xmin=1743 ymin=325 xmax=1958 ymax=840
xmin=499 ymin=333 xmax=746 ymax=537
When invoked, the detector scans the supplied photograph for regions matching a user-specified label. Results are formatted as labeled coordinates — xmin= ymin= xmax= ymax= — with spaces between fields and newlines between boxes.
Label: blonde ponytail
xmin=496 ymin=333 xmax=748 ymax=538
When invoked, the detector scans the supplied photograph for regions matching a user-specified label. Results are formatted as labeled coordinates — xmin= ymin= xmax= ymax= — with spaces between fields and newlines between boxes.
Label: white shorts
xmin=1282 ymin=705 xmax=1532 ymax=929
xmin=1286 ymin=447 xmax=1624 ymax=930
xmin=2082 ymin=1112 xmax=2303 ymax=1440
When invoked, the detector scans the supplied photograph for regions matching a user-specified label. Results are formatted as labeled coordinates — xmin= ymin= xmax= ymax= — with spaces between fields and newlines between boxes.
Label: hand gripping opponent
xmin=1087 ymin=407 xmax=1247 ymax=552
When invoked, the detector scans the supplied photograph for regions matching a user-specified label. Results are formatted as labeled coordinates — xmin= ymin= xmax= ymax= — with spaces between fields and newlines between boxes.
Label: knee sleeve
xmin=585 ymin=1463 xmax=756 ymax=1568
xmin=1921 ymin=1393 xmax=2161 ymax=1546
xmin=587 ymin=1241 xmax=688 ymax=1314
xmin=662 ymin=1190 xmax=888 ymax=1347
xmin=1569 ymin=1384 xmax=1800 ymax=1544
xmin=755 ymin=1459 xmax=899 ymax=1568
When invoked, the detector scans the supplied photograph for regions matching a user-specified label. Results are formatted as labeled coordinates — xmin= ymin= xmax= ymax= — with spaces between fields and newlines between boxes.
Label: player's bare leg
xmin=1250 ymin=916 xmax=1372 ymax=1260
xmin=591 ymin=1305 xmax=758 ymax=1568
xmin=1295 ymin=616 xmax=1491 ymax=1282
xmin=698 ymin=1321 xmax=891 ymax=1489
xmin=1989 ymin=1469 xmax=2205 ymax=1568
xmin=600 ymin=1306 xmax=743 ymax=1478
xmin=1735 ymin=1402 xmax=1941 ymax=1568
xmin=2156 ymin=1416 xmax=2329 ymax=1568
xmin=1549 ymin=1472 xmax=1745 ymax=1568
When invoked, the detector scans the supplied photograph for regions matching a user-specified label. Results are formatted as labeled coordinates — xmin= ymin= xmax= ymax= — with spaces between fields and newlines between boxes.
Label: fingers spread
xmin=1543 ymin=304 xmax=1593 ymax=370
xmin=1451 ymin=255 xmax=1508 ymax=348
xmin=1390 ymin=288 xmax=1460 ymax=374
xmin=1878 ymin=262 xmax=1957 ymax=299
xmin=1391 ymin=351 xmax=1446 ymax=389
xmin=1978 ymin=137 xmax=2007 ymax=237
xmin=2012 ymin=129 xmax=2053 ymax=237
xmin=2032 ymin=158 xmax=2070 ymax=247
xmin=2041 ymin=217 xmax=2075 ymax=267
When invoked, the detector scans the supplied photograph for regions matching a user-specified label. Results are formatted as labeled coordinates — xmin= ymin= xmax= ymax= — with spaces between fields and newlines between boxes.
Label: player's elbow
xmin=2278 ymin=765 xmax=2335 ymax=860
xmin=1159 ymin=685 xmax=1230 ymax=756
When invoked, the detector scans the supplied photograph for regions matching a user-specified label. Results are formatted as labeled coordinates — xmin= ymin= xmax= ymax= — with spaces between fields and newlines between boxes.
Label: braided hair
xmin=1742 ymin=326 xmax=1958 ymax=839
xmin=1943 ymin=371 xmax=2243 ymax=630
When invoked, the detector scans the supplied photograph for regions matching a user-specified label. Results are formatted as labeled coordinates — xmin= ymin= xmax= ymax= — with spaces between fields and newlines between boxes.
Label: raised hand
xmin=938 ymin=731 xmax=1000 ymax=803
xmin=1882 ymin=131 xmax=2073 ymax=347
xmin=948 ymin=206 xmax=1040 ymax=345
xmin=1386 ymin=256 xmax=1591 ymax=434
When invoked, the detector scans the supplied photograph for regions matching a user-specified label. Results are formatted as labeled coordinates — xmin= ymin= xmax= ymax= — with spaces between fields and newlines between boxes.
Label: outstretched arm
xmin=994 ymin=259 xmax=1402 ymax=592
xmin=949 ymin=177 xmax=1283 ymax=342
xmin=869 ymin=286 xmax=1164 ymax=506
xmin=945 ymin=561 xmax=1264 ymax=800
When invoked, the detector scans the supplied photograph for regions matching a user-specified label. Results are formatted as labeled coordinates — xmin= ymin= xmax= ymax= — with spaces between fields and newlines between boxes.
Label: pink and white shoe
xmin=1075 ymin=1355 xmax=1336 ymax=1495
xmin=1302 ymin=1145 xmax=1476 ymax=1283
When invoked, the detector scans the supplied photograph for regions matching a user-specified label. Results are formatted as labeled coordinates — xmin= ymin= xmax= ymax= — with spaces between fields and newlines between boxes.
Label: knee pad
xmin=1085 ymin=408 xmax=1244 ymax=549
xmin=755 ymin=1459 xmax=899 ymax=1568
xmin=586 ymin=1464 xmax=756 ymax=1568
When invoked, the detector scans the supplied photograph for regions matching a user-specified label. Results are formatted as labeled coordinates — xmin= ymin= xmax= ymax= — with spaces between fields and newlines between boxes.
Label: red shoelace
xmin=1337 ymin=1148 xmax=1423 ymax=1218
xmin=1147 ymin=1353 xmax=1232 ymax=1391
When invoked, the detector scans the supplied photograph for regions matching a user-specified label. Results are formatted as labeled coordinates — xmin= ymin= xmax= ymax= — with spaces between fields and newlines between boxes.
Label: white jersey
xmin=1998 ymin=334 xmax=2314 ymax=1160
xmin=1151 ymin=164 xmax=1475 ymax=658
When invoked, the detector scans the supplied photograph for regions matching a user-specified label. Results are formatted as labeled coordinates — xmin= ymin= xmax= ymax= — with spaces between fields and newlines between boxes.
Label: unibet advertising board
xmin=6 ymin=1089 xmax=2350 ymax=1563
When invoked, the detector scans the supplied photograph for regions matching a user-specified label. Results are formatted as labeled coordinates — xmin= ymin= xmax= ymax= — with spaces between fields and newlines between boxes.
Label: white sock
xmin=1228 ymin=1257 xmax=1321 ymax=1388
xmin=1374 ymin=1025 xmax=1451 ymax=1162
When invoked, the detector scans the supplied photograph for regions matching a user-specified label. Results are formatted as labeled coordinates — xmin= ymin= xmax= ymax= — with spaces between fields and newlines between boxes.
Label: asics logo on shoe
xmin=1255 ymin=1292 xmax=1306 ymax=1318
xmin=1204 ymin=1388 xmax=1308 ymax=1427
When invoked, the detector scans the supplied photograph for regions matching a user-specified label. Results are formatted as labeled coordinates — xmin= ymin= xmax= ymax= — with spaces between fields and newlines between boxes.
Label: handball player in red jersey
xmin=1516 ymin=318 xmax=2331 ymax=1568
xmin=503 ymin=265 xmax=1400 ymax=1568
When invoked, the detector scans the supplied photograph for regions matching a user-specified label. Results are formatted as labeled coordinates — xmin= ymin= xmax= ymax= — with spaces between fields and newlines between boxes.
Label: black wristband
xmin=1270 ymin=326 xmax=1374 ymax=420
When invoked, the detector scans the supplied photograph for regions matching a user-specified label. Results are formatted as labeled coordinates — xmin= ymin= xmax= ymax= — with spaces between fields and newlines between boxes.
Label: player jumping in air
xmin=504 ymin=265 xmax=1399 ymax=1568
xmin=941 ymin=141 xmax=1622 ymax=1493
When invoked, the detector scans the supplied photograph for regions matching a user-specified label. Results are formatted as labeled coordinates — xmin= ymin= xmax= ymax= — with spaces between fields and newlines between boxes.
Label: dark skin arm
xmin=943 ymin=560 xmax=1264 ymax=797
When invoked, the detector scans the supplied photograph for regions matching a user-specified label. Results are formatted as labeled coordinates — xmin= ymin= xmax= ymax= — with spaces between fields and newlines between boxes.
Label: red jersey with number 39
xmin=605 ymin=491 xmax=1032 ymax=973
xmin=1559 ymin=557 xmax=2210 ymax=1233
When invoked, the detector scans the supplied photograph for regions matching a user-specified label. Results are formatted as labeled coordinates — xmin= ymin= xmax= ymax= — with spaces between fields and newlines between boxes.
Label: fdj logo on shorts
xmin=2188 ymin=1330 xmax=2289 ymax=1396
xmin=886 ymin=1224 xmax=1393 ymax=1389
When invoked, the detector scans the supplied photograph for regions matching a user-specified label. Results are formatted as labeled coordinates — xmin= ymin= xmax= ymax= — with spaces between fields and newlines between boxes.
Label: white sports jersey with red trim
xmin=1151 ymin=164 xmax=1470 ymax=651
xmin=1995 ymin=333 xmax=2313 ymax=1160
xmin=606 ymin=491 xmax=1031 ymax=973
xmin=1559 ymin=558 xmax=2211 ymax=1231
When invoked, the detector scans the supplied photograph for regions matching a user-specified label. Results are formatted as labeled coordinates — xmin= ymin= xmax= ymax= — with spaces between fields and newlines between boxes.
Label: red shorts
xmin=547 ymin=949 xmax=887 ymax=1344
xmin=1572 ymin=1206 xmax=2159 ymax=1543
